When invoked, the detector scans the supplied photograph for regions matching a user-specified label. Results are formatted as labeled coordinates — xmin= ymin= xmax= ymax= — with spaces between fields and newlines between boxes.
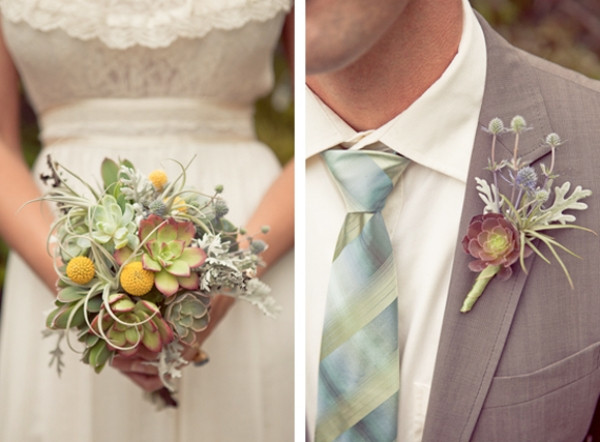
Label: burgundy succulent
xmin=462 ymin=213 xmax=521 ymax=280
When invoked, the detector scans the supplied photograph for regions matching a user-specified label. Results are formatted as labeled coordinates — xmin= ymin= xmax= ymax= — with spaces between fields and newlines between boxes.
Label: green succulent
xmin=89 ymin=293 xmax=174 ymax=360
xmin=90 ymin=195 xmax=139 ymax=251
xmin=164 ymin=291 xmax=210 ymax=345
xmin=139 ymin=214 xmax=207 ymax=297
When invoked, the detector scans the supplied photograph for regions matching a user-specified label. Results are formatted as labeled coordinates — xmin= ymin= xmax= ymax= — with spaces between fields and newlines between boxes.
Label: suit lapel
xmin=422 ymin=14 xmax=556 ymax=442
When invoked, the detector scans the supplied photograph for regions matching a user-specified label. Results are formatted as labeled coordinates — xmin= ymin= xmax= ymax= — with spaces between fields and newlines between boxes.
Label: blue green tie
xmin=316 ymin=145 xmax=410 ymax=442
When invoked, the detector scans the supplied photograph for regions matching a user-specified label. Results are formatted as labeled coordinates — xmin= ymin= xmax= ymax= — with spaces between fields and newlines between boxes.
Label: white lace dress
xmin=0 ymin=1 xmax=294 ymax=441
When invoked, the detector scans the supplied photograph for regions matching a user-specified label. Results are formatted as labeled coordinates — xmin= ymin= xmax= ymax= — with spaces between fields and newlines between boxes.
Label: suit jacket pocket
xmin=472 ymin=342 xmax=600 ymax=441
xmin=484 ymin=341 xmax=600 ymax=409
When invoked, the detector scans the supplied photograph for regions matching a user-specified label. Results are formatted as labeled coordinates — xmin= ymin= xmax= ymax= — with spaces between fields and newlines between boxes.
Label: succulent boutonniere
xmin=461 ymin=116 xmax=595 ymax=313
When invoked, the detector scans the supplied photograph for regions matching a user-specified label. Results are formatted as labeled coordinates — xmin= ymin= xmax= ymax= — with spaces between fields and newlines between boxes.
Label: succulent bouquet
xmin=39 ymin=155 xmax=276 ymax=403
xmin=461 ymin=116 xmax=594 ymax=312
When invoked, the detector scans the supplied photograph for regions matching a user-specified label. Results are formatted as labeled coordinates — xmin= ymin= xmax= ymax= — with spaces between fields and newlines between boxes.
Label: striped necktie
xmin=316 ymin=145 xmax=410 ymax=442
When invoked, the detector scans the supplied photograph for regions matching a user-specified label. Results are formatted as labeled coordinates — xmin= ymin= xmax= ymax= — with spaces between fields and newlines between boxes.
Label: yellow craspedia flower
xmin=172 ymin=196 xmax=187 ymax=213
xmin=120 ymin=261 xmax=155 ymax=296
xmin=148 ymin=169 xmax=168 ymax=191
xmin=66 ymin=256 xmax=95 ymax=285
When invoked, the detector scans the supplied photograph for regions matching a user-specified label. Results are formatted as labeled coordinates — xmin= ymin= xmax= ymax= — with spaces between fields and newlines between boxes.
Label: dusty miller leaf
xmin=534 ymin=181 xmax=591 ymax=225
xmin=240 ymin=279 xmax=280 ymax=318
xmin=475 ymin=177 xmax=502 ymax=214
xmin=43 ymin=329 xmax=65 ymax=376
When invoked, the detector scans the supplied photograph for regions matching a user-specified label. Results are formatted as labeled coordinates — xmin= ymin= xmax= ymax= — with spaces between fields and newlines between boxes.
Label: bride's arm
xmin=0 ymin=24 xmax=57 ymax=293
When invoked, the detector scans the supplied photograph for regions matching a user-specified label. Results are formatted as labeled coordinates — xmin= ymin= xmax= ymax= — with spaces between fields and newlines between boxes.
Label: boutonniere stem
xmin=461 ymin=264 xmax=500 ymax=313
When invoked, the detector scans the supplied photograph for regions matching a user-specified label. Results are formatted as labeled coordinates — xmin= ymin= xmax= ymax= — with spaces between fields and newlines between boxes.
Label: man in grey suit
xmin=305 ymin=0 xmax=600 ymax=440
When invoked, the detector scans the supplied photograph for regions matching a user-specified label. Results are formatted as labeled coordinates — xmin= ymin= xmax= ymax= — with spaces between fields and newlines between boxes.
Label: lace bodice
xmin=0 ymin=0 xmax=291 ymax=134
xmin=1 ymin=0 xmax=291 ymax=49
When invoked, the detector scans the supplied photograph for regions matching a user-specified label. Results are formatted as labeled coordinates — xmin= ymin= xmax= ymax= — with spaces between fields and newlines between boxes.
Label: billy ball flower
xmin=66 ymin=256 xmax=95 ymax=285
xmin=462 ymin=213 xmax=521 ymax=280
xmin=120 ymin=261 xmax=155 ymax=296
xmin=149 ymin=169 xmax=168 ymax=191
xmin=171 ymin=196 xmax=187 ymax=213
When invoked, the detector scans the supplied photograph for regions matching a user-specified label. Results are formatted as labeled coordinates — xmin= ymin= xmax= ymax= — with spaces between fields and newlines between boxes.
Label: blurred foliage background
xmin=2 ymin=1 xmax=600 ymax=305
xmin=471 ymin=0 xmax=600 ymax=79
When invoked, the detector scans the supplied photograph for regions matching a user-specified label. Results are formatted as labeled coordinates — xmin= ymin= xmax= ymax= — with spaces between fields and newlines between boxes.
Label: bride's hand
xmin=111 ymin=347 xmax=164 ymax=392
xmin=110 ymin=322 xmax=216 ymax=394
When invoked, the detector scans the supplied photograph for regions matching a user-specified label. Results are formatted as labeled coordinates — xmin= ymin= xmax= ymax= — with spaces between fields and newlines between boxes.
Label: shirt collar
xmin=305 ymin=0 xmax=487 ymax=183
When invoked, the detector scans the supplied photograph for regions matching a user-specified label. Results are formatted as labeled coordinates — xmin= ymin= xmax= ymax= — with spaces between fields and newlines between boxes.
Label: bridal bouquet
xmin=461 ymin=116 xmax=594 ymax=312
xmin=39 ymin=156 xmax=277 ymax=401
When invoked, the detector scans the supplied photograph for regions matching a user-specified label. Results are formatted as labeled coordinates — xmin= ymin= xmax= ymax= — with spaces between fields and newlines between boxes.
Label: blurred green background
xmin=471 ymin=0 xmax=600 ymax=79
xmin=2 ymin=0 xmax=600 ymax=305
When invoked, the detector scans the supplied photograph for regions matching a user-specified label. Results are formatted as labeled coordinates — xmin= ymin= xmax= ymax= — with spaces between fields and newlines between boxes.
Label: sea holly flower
xmin=139 ymin=214 xmax=207 ymax=296
xmin=515 ymin=166 xmax=537 ymax=192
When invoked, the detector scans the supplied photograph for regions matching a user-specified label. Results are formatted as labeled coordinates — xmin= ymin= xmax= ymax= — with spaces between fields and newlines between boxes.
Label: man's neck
xmin=306 ymin=0 xmax=463 ymax=132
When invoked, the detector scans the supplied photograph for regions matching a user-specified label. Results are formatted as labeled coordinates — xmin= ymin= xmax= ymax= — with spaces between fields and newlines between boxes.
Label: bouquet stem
xmin=156 ymin=387 xmax=178 ymax=407
xmin=460 ymin=265 xmax=501 ymax=313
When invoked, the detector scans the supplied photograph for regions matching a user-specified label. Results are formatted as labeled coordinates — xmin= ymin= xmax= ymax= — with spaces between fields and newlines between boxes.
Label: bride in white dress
xmin=0 ymin=1 xmax=294 ymax=441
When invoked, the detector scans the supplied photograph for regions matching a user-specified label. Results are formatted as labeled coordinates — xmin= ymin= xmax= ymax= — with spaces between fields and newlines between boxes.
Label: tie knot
xmin=322 ymin=148 xmax=410 ymax=213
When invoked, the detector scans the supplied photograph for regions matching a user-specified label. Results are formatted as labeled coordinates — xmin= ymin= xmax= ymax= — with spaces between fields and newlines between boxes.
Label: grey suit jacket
xmin=422 ymin=15 xmax=600 ymax=442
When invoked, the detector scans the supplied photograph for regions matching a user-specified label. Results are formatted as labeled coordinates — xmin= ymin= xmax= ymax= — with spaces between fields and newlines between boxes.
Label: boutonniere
xmin=460 ymin=115 xmax=595 ymax=313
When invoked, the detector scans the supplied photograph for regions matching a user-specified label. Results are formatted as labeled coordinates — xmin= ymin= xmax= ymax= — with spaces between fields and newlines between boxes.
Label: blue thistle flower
xmin=515 ymin=166 xmax=537 ymax=190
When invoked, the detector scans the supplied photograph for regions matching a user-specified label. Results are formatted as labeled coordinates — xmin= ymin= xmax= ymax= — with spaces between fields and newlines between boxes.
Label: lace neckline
xmin=0 ymin=0 xmax=292 ymax=49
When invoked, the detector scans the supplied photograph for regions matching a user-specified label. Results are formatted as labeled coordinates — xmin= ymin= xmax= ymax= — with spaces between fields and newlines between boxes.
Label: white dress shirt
xmin=305 ymin=1 xmax=487 ymax=440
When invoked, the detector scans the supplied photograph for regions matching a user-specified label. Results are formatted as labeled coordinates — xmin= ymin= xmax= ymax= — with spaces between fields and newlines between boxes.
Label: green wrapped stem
xmin=460 ymin=265 xmax=501 ymax=313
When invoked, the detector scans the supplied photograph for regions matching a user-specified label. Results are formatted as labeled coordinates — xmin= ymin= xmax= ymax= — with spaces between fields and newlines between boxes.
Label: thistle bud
xmin=545 ymin=133 xmax=562 ymax=148
xmin=214 ymin=198 xmax=229 ymax=218
xmin=148 ymin=199 xmax=167 ymax=216
xmin=535 ymin=189 xmax=549 ymax=203
xmin=250 ymin=239 xmax=268 ymax=254
xmin=487 ymin=118 xmax=505 ymax=135
xmin=510 ymin=115 xmax=527 ymax=134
